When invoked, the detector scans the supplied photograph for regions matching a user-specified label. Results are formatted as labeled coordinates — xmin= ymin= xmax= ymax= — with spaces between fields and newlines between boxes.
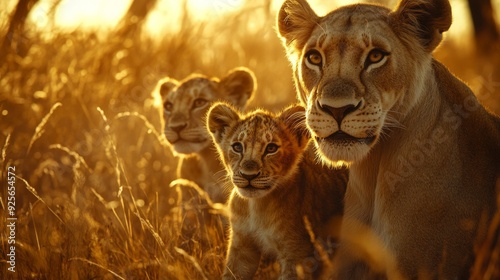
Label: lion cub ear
xmin=391 ymin=0 xmax=452 ymax=52
xmin=278 ymin=104 xmax=310 ymax=149
xmin=156 ymin=77 xmax=179 ymax=102
xmin=207 ymin=102 xmax=241 ymax=145
xmin=277 ymin=0 xmax=320 ymax=53
xmin=217 ymin=67 xmax=256 ymax=109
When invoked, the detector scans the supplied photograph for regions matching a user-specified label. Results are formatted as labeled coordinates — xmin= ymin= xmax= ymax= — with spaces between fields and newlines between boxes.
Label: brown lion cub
xmin=207 ymin=103 xmax=348 ymax=279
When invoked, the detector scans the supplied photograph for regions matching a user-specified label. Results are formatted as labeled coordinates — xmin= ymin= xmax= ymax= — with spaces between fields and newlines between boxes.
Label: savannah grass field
xmin=0 ymin=0 xmax=499 ymax=279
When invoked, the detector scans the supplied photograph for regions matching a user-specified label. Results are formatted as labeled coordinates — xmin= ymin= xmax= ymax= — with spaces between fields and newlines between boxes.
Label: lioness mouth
xmin=321 ymin=131 xmax=376 ymax=145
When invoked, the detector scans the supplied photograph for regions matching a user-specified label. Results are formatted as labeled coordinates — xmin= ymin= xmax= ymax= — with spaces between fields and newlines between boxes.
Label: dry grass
xmin=0 ymin=1 xmax=499 ymax=279
xmin=0 ymin=3 xmax=290 ymax=279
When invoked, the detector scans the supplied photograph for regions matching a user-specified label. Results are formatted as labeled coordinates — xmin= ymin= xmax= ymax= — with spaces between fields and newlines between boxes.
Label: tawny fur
xmin=207 ymin=103 xmax=348 ymax=279
xmin=277 ymin=0 xmax=500 ymax=278
xmin=157 ymin=67 xmax=256 ymax=203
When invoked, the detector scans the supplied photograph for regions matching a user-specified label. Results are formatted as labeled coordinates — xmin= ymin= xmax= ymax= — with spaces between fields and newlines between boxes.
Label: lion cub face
xmin=157 ymin=68 xmax=256 ymax=155
xmin=207 ymin=103 xmax=308 ymax=198
xmin=277 ymin=0 xmax=451 ymax=163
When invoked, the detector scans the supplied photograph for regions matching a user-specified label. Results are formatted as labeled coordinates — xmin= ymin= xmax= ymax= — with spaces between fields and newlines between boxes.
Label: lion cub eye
xmin=305 ymin=50 xmax=322 ymax=66
xmin=366 ymin=49 xmax=388 ymax=65
xmin=232 ymin=142 xmax=243 ymax=153
xmin=164 ymin=102 xmax=173 ymax=113
xmin=192 ymin=98 xmax=208 ymax=108
xmin=265 ymin=143 xmax=279 ymax=154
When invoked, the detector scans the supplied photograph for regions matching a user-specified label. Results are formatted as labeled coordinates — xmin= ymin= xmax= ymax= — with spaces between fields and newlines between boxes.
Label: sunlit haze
xmin=6 ymin=0 xmax=500 ymax=40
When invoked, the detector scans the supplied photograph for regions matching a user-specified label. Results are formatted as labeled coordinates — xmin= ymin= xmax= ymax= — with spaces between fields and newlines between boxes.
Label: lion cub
xmin=207 ymin=103 xmax=348 ymax=279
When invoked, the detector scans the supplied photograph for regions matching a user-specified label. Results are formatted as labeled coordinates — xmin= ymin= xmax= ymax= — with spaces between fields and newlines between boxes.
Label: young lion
xmin=157 ymin=67 xmax=256 ymax=203
xmin=277 ymin=0 xmax=500 ymax=278
xmin=207 ymin=103 xmax=348 ymax=279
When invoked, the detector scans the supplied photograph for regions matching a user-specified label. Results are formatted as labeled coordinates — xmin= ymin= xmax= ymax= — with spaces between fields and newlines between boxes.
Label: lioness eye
xmin=366 ymin=49 xmax=388 ymax=65
xmin=232 ymin=142 xmax=243 ymax=153
xmin=164 ymin=102 xmax=173 ymax=113
xmin=265 ymin=143 xmax=279 ymax=154
xmin=193 ymin=98 xmax=207 ymax=108
xmin=305 ymin=50 xmax=322 ymax=66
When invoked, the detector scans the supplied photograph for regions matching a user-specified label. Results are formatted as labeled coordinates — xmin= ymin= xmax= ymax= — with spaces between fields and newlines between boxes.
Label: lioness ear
xmin=156 ymin=77 xmax=178 ymax=101
xmin=217 ymin=67 xmax=256 ymax=109
xmin=391 ymin=0 xmax=452 ymax=52
xmin=207 ymin=102 xmax=241 ymax=145
xmin=279 ymin=104 xmax=310 ymax=149
xmin=277 ymin=0 xmax=320 ymax=53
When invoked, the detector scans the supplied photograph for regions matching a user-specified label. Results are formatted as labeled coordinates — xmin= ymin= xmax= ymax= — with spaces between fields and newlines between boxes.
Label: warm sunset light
xmin=2 ymin=0 xmax=499 ymax=278
xmin=186 ymin=0 xmax=245 ymax=17
xmin=55 ymin=0 xmax=131 ymax=29
xmin=144 ymin=0 xmax=245 ymax=37
xmin=23 ymin=0 xmax=490 ymax=41
xmin=27 ymin=0 xmax=245 ymax=34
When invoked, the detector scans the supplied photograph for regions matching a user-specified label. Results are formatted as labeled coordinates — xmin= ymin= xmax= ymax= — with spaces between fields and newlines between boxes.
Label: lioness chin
xmin=277 ymin=0 xmax=500 ymax=278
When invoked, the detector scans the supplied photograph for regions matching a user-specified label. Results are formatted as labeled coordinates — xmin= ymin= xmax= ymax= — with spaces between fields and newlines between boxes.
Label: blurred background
xmin=0 ymin=0 xmax=499 ymax=279
xmin=2 ymin=0 xmax=500 ymax=109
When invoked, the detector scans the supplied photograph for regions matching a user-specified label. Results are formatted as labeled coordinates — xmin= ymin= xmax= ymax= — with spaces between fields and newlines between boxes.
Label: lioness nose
xmin=319 ymin=101 xmax=361 ymax=124
xmin=170 ymin=123 xmax=187 ymax=133
xmin=239 ymin=171 xmax=260 ymax=182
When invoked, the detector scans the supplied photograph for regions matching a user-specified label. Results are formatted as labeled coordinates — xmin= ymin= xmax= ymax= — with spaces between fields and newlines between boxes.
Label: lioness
xmin=158 ymin=68 xmax=255 ymax=203
xmin=207 ymin=103 xmax=348 ymax=279
xmin=277 ymin=0 xmax=500 ymax=278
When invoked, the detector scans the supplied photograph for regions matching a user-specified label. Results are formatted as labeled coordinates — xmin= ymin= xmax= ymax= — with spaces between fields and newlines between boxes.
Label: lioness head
xmin=207 ymin=103 xmax=309 ymax=198
xmin=157 ymin=68 xmax=256 ymax=155
xmin=277 ymin=0 xmax=451 ymax=163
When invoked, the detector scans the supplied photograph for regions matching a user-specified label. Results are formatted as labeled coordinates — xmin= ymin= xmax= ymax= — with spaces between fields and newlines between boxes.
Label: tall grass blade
xmin=69 ymin=257 xmax=125 ymax=280
xmin=174 ymin=247 xmax=209 ymax=280
xmin=16 ymin=176 xmax=64 ymax=224
xmin=27 ymin=102 xmax=62 ymax=154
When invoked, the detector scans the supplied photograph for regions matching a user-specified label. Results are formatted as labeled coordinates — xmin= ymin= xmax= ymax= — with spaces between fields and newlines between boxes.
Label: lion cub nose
xmin=319 ymin=101 xmax=361 ymax=124
xmin=170 ymin=123 xmax=187 ymax=133
xmin=239 ymin=171 xmax=260 ymax=182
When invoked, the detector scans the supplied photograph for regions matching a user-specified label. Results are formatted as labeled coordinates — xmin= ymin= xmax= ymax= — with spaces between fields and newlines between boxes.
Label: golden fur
xmin=277 ymin=0 xmax=500 ymax=278
xmin=207 ymin=103 xmax=348 ymax=279
xmin=157 ymin=67 xmax=256 ymax=203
